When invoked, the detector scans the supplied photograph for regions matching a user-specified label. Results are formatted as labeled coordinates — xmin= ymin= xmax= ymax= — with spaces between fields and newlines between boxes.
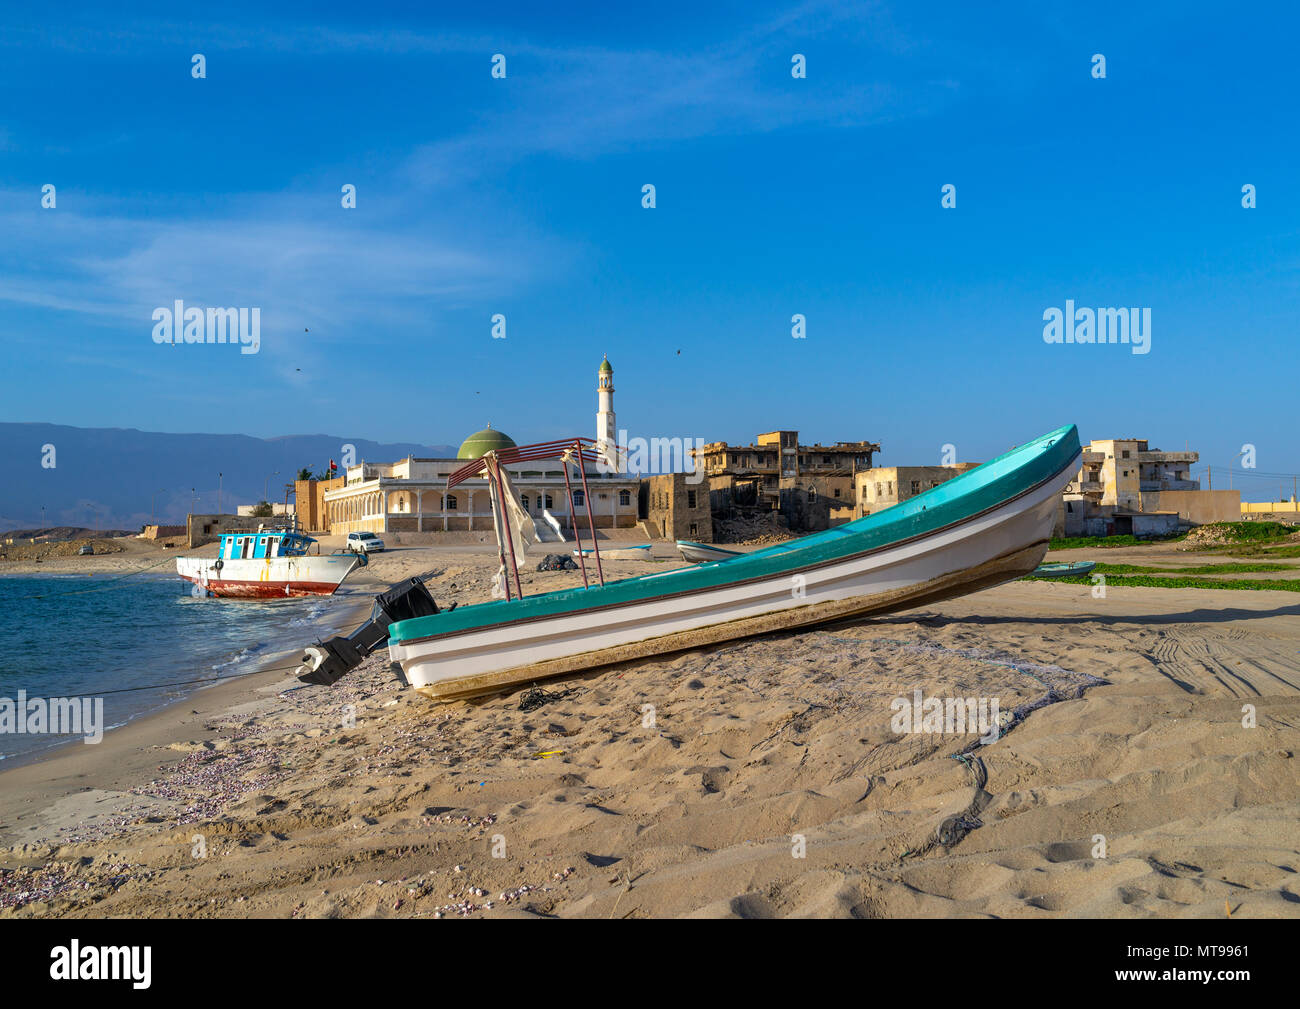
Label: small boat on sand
xmin=676 ymin=539 xmax=742 ymax=564
xmin=385 ymin=425 xmax=1083 ymax=701
xmin=574 ymin=544 xmax=653 ymax=561
xmin=176 ymin=528 xmax=361 ymax=598
xmin=1028 ymin=561 xmax=1097 ymax=579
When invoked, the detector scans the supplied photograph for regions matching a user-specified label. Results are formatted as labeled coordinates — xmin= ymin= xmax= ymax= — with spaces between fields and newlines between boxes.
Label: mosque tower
xmin=596 ymin=355 xmax=616 ymax=468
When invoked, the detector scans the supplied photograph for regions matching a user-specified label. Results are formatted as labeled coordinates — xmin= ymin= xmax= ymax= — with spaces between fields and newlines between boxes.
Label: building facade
xmin=1058 ymin=438 xmax=1238 ymax=536
xmin=855 ymin=464 xmax=979 ymax=518
xmin=323 ymin=359 xmax=640 ymax=536
xmin=641 ymin=473 xmax=713 ymax=542
xmin=693 ymin=430 xmax=880 ymax=532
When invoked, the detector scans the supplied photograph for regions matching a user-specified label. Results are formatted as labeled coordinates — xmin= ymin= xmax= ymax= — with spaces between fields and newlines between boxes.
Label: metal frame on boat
xmin=446 ymin=436 xmax=612 ymax=597
xmin=387 ymin=425 xmax=1084 ymax=701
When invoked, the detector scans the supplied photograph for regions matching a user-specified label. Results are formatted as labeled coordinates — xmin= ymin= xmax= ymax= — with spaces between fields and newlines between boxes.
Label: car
xmin=345 ymin=531 xmax=386 ymax=554
xmin=78 ymin=544 xmax=94 ymax=555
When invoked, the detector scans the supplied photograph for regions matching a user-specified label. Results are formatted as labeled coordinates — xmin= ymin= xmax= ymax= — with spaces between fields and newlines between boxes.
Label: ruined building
xmin=692 ymin=430 xmax=881 ymax=533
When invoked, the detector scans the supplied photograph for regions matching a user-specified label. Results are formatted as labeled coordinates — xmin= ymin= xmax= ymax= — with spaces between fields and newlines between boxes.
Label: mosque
xmin=321 ymin=357 xmax=641 ymax=535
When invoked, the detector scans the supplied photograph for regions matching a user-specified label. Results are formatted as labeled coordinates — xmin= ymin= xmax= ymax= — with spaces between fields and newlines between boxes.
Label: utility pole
xmin=218 ymin=472 xmax=223 ymax=514
xmin=264 ymin=471 xmax=279 ymax=504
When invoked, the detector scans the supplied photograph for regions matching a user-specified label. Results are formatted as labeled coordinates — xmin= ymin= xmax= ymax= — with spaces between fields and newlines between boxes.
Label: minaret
xmin=596 ymin=355 xmax=616 ymax=468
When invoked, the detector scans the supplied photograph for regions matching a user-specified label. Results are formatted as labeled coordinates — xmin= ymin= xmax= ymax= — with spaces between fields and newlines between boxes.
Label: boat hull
xmin=676 ymin=540 xmax=742 ymax=563
xmin=176 ymin=554 xmax=360 ymax=598
xmin=573 ymin=545 xmax=653 ymax=561
xmin=390 ymin=432 xmax=1080 ymax=700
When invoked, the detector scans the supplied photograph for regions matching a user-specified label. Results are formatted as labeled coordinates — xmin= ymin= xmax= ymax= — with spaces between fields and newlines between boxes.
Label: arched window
xmin=619 ymin=490 xmax=631 ymax=506
xmin=446 ymin=494 xmax=457 ymax=511
xmin=521 ymin=495 xmax=530 ymax=510
xmin=544 ymin=494 xmax=554 ymax=510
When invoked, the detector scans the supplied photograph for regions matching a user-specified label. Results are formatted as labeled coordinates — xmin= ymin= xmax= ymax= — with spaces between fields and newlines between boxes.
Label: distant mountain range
xmin=0 ymin=423 xmax=457 ymax=531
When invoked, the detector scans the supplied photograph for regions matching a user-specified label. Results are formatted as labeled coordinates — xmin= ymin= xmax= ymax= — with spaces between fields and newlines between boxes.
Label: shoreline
xmin=0 ymin=569 xmax=381 ymax=804
xmin=3 ymin=545 xmax=1299 ymax=917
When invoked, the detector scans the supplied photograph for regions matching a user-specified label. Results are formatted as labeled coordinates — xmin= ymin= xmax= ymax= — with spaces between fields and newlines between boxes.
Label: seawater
xmin=0 ymin=574 xmax=365 ymax=764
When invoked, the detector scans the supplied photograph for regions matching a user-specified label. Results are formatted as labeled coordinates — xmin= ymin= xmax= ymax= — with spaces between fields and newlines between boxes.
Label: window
xmin=687 ymin=490 xmax=697 ymax=509
xmin=572 ymin=490 xmax=584 ymax=507
xmin=910 ymin=480 xmax=920 ymax=495
xmin=1121 ymin=450 xmax=1131 ymax=459
xmin=809 ymin=488 xmax=817 ymax=501
xmin=619 ymin=490 xmax=631 ymax=506
xmin=834 ymin=488 xmax=841 ymax=498
xmin=543 ymin=494 xmax=554 ymax=510
xmin=823 ymin=455 xmax=832 ymax=464
xmin=521 ymin=495 xmax=530 ymax=510
xmin=689 ymin=523 xmax=698 ymax=536
xmin=446 ymin=494 xmax=457 ymax=510
xmin=875 ymin=482 xmax=882 ymax=496
xmin=240 ymin=537 xmax=252 ymax=559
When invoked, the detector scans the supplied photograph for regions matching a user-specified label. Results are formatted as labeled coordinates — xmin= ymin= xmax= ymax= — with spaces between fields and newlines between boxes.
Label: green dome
xmin=457 ymin=425 xmax=517 ymax=459
xmin=598 ymin=355 xmax=613 ymax=374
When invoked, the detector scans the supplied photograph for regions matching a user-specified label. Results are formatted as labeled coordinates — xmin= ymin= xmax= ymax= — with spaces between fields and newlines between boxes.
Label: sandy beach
xmin=2 ymin=536 xmax=1298 ymax=918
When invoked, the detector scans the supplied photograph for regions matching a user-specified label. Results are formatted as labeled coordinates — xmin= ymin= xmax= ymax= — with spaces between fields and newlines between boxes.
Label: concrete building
xmin=693 ymin=430 xmax=880 ymax=532
xmin=323 ymin=358 xmax=641 ymax=536
xmin=236 ymin=502 xmax=293 ymax=517
xmin=855 ymin=464 xmax=979 ymax=518
xmin=1059 ymin=438 xmax=1238 ymax=536
xmin=295 ymin=476 xmax=345 ymax=533
xmin=641 ymin=473 xmax=713 ymax=542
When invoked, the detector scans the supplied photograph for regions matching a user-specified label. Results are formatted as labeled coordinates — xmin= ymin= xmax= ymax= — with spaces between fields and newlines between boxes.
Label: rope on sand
xmin=82 ymin=662 xmax=306 ymax=697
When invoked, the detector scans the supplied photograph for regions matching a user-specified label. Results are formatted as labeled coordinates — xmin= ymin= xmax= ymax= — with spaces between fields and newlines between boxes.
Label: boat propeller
xmin=295 ymin=577 xmax=449 ymax=686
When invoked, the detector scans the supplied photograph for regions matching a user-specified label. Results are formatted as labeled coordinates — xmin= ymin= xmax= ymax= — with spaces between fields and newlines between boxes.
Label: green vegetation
xmin=1048 ymin=533 xmax=1186 ymax=550
xmin=249 ymin=501 xmax=274 ymax=517
xmin=1025 ymin=573 xmax=1300 ymax=591
xmin=1208 ymin=521 xmax=1296 ymax=542
xmin=1091 ymin=562 xmax=1293 ymax=575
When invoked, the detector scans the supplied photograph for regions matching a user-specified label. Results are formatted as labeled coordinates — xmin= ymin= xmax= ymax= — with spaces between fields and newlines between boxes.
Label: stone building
xmin=855 ymin=464 xmax=979 ymax=517
xmin=1059 ymin=438 xmax=1238 ymax=536
xmin=641 ymin=473 xmax=713 ymax=542
xmin=322 ymin=357 xmax=641 ymax=535
xmin=693 ymin=430 xmax=880 ymax=532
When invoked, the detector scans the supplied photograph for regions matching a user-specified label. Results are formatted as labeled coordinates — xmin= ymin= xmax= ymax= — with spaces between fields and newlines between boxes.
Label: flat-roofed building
xmin=692 ymin=430 xmax=880 ymax=532
xmin=855 ymin=464 xmax=979 ymax=517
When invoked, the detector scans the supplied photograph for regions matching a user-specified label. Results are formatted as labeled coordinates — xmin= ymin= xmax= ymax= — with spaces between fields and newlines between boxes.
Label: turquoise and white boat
xmin=1028 ymin=561 xmax=1097 ymax=580
xmin=176 ymin=528 xmax=361 ymax=598
xmin=387 ymin=425 xmax=1083 ymax=700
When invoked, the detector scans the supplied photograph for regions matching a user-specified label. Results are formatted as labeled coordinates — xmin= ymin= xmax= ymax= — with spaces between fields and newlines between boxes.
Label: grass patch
xmin=1209 ymin=521 xmax=1296 ymax=542
xmin=1048 ymin=533 xmax=1186 ymax=550
xmin=1091 ymin=562 xmax=1293 ymax=575
xmin=1025 ymin=574 xmax=1300 ymax=591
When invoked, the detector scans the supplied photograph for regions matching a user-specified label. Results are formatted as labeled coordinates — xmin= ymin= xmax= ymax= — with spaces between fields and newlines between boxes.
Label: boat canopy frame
xmin=446 ymin=436 xmax=610 ymax=599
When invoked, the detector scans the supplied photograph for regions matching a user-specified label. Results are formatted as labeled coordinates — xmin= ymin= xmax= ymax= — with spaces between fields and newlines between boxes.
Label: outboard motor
xmin=296 ymin=577 xmax=451 ymax=686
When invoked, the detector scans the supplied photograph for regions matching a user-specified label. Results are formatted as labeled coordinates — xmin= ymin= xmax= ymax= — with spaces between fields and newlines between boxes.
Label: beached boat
xmin=573 ymin=543 xmax=653 ymax=561
xmin=176 ymin=529 xmax=361 ymax=598
xmin=385 ymin=425 xmax=1083 ymax=700
xmin=676 ymin=539 xmax=742 ymax=563
xmin=1028 ymin=561 xmax=1097 ymax=579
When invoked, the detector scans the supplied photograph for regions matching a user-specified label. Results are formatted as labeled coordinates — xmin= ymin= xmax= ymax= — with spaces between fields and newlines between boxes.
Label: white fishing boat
xmin=385 ymin=425 xmax=1083 ymax=700
xmin=176 ymin=529 xmax=362 ymax=598
xmin=676 ymin=539 xmax=743 ymax=563
xmin=573 ymin=543 xmax=653 ymax=561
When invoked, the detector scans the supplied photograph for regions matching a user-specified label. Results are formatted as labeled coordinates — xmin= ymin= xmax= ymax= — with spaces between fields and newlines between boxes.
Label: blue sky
xmin=2 ymin=1 xmax=1297 ymax=495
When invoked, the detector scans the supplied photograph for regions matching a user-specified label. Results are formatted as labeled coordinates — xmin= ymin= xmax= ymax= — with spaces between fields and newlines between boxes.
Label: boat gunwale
xmin=390 ymin=427 xmax=1082 ymax=648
